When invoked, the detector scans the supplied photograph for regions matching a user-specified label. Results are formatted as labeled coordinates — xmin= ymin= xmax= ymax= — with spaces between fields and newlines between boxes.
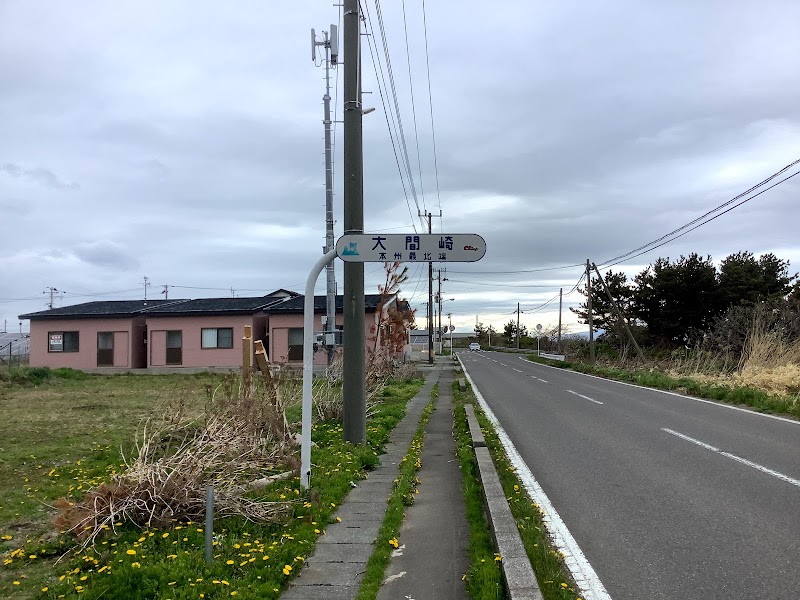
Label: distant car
xmin=469 ymin=342 xmax=481 ymax=351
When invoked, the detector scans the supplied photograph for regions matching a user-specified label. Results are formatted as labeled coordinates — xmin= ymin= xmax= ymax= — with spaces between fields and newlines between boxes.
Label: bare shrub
xmin=54 ymin=373 xmax=295 ymax=548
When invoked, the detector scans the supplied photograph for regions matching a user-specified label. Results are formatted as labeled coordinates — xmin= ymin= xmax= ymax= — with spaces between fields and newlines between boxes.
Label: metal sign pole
xmin=301 ymin=249 xmax=338 ymax=489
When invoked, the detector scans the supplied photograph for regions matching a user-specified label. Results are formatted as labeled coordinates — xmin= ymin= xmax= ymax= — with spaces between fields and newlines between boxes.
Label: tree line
xmin=572 ymin=251 xmax=799 ymax=350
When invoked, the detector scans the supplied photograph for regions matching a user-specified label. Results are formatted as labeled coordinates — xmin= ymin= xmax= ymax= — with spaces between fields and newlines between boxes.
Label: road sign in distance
xmin=336 ymin=233 xmax=486 ymax=263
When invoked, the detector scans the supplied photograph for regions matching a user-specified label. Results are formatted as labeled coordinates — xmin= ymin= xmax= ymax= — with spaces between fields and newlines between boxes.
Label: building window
xmin=201 ymin=328 xmax=234 ymax=349
xmin=48 ymin=331 xmax=79 ymax=352
xmin=97 ymin=332 xmax=114 ymax=366
xmin=288 ymin=327 xmax=303 ymax=361
xmin=166 ymin=330 xmax=182 ymax=365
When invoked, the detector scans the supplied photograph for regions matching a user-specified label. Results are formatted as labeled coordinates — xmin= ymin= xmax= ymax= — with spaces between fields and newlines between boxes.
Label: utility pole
xmin=447 ymin=312 xmax=452 ymax=352
xmin=143 ymin=276 xmax=150 ymax=301
xmin=420 ymin=210 xmax=434 ymax=364
xmin=43 ymin=287 xmax=58 ymax=310
xmin=161 ymin=285 xmax=169 ymax=300
xmin=592 ymin=263 xmax=645 ymax=362
xmin=586 ymin=260 xmax=595 ymax=364
xmin=342 ymin=0 xmax=366 ymax=444
xmin=312 ymin=24 xmax=339 ymax=365
xmin=435 ymin=268 xmax=444 ymax=354
xmin=558 ymin=287 xmax=563 ymax=352
xmin=516 ymin=302 xmax=521 ymax=350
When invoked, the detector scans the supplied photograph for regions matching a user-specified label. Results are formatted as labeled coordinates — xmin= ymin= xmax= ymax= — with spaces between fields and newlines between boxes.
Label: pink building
xmin=19 ymin=291 xmax=389 ymax=372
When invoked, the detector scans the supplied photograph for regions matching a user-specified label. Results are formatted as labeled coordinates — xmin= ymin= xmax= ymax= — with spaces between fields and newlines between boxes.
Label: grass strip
xmin=460 ymin=381 xmax=582 ymax=600
xmin=451 ymin=381 xmax=504 ymax=599
xmin=525 ymin=356 xmax=800 ymax=419
xmin=355 ymin=384 xmax=438 ymax=600
xmin=0 ymin=374 xmax=423 ymax=600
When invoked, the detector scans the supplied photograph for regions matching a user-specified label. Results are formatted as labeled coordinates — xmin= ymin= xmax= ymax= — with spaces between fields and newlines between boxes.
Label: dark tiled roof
xmin=265 ymin=294 xmax=386 ymax=314
xmin=19 ymin=295 xmax=289 ymax=320
xmin=19 ymin=299 xmax=184 ymax=320
xmin=142 ymin=296 xmax=285 ymax=316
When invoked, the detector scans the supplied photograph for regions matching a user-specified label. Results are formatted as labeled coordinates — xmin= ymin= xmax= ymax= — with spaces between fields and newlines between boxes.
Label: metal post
xmin=342 ymin=0 xmax=365 ymax=444
xmin=516 ymin=302 xmax=520 ymax=350
xmin=303 ymin=250 xmax=338 ymax=488
xmin=558 ymin=288 xmax=563 ymax=353
xmin=587 ymin=259 xmax=595 ymax=365
xmin=320 ymin=30 xmax=337 ymax=366
xmin=205 ymin=485 xmax=214 ymax=564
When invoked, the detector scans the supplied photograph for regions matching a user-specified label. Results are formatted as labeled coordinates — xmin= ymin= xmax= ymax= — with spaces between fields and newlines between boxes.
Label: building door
xmin=166 ymin=330 xmax=182 ymax=365
xmin=97 ymin=332 xmax=114 ymax=366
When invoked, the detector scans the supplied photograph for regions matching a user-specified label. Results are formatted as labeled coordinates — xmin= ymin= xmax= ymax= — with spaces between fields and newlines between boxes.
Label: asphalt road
xmin=459 ymin=350 xmax=800 ymax=600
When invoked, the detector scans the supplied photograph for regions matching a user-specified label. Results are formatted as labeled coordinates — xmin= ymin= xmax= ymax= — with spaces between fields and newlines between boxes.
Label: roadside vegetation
xmin=356 ymin=384 xmax=436 ymax=600
xmin=452 ymin=377 xmax=581 ymax=600
xmin=0 ymin=365 xmax=422 ymax=599
xmin=464 ymin=251 xmax=799 ymax=415
xmin=524 ymin=308 xmax=800 ymax=419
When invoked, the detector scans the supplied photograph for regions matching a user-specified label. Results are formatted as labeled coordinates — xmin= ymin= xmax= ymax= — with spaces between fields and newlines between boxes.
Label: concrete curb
xmin=463 ymin=403 xmax=543 ymax=599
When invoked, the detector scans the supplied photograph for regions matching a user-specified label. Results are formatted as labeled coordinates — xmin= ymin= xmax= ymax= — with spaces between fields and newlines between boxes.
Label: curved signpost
xmin=300 ymin=233 xmax=485 ymax=488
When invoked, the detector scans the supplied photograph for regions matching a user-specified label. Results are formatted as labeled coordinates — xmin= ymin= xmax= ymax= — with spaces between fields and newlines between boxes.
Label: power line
xmin=446 ymin=263 xmax=586 ymax=275
xmin=421 ymin=0 xmax=442 ymax=219
xmin=445 ymin=278 xmax=573 ymax=289
xmin=599 ymin=159 xmax=800 ymax=269
xmin=372 ymin=0 xmax=425 ymax=231
xmin=401 ymin=0 xmax=427 ymax=214
xmin=361 ymin=1 xmax=418 ymax=232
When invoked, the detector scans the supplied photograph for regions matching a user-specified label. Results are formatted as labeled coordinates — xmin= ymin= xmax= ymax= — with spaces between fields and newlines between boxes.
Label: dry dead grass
xmin=675 ymin=313 xmax=800 ymax=396
xmin=54 ymin=373 xmax=297 ymax=548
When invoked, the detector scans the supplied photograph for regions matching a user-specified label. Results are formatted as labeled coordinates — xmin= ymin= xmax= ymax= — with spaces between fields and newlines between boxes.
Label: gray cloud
xmin=72 ymin=241 xmax=140 ymax=271
xmin=1 ymin=0 xmax=799 ymax=332
xmin=0 ymin=163 xmax=79 ymax=190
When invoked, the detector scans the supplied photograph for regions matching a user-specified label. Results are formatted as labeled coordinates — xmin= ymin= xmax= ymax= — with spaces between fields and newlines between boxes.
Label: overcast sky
xmin=2 ymin=0 xmax=799 ymax=335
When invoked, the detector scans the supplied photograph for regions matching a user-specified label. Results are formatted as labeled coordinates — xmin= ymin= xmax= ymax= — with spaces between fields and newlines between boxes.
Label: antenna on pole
xmin=330 ymin=24 xmax=338 ymax=64
xmin=311 ymin=22 xmax=339 ymax=366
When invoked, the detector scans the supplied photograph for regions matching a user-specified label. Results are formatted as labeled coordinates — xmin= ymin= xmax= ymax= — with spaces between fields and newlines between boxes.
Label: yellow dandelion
xmin=226 ymin=560 xmax=234 ymax=565
xmin=126 ymin=549 xmax=136 ymax=556
xmin=131 ymin=562 xmax=141 ymax=568
xmin=283 ymin=564 xmax=293 ymax=575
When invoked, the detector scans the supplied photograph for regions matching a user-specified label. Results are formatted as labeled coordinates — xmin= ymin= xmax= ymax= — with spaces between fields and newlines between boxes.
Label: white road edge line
xmin=519 ymin=356 xmax=799 ymax=426
xmin=662 ymin=428 xmax=800 ymax=488
xmin=566 ymin=389 xmax=604 ymax=405
xmin=458 ymin=356 xmax=612 ymax=600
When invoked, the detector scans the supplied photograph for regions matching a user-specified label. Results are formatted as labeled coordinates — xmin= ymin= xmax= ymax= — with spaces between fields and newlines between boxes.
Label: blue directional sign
xmin=336 ymin=233 xmax=486 ymax=262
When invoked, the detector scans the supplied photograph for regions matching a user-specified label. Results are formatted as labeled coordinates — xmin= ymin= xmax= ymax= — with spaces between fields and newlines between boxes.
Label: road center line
xmin=662 ymin=428 xmax=800 ymax=488
xmin=566 ymin=389 xmax=604 ymax=405
xmin=513 ymin=368 xmax=523 ymax=373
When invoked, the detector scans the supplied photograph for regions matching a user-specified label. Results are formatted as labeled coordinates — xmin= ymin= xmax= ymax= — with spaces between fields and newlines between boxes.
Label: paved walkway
xmin=377 ymin=367 xmax=470 ymax=600
xmin=283 ymin=364 xmax=464 ymax=599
